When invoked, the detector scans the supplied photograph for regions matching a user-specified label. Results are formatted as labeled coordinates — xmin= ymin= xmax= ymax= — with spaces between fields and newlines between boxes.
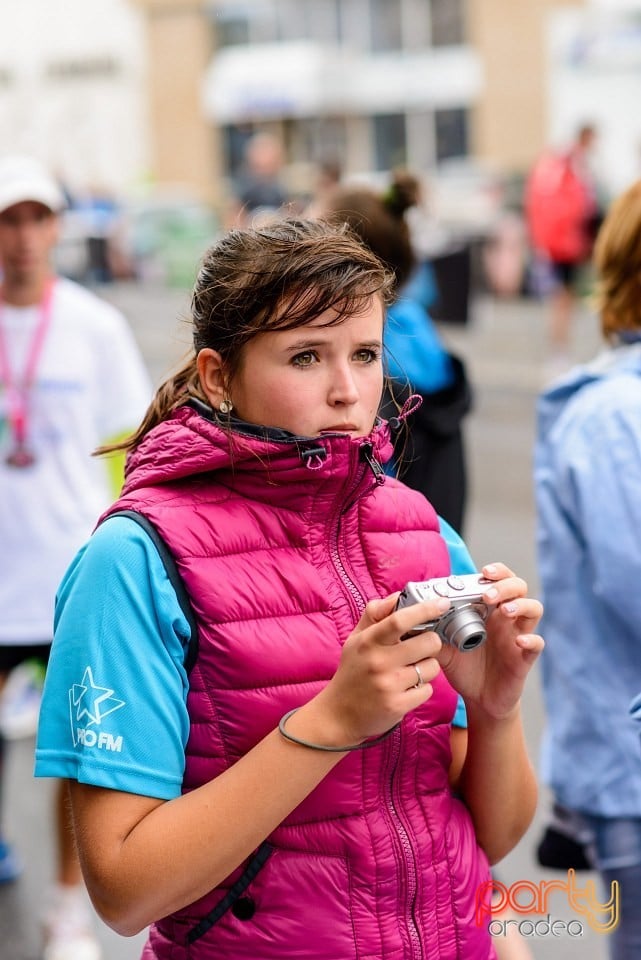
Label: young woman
xmin=36 ymin=218 xmax=543 ymax=959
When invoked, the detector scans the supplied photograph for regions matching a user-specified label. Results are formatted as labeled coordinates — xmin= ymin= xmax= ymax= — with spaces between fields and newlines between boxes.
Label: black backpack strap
xmin=106 ymin=509 xmax=199 ymax=674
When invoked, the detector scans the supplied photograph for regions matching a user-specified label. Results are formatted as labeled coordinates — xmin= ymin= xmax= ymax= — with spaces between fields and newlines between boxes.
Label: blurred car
xmin=55 ymin=188 xmax=220 ymax=288
xmin=113 ymin=190 xmax=220 ymax=286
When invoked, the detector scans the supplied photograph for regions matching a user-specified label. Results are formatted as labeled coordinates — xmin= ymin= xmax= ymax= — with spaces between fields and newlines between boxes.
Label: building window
xmin=275 ymin=0 xmax=309 ymax=41
xmin=308 ymin=0 xmax=342 ymax=44
xmin=370 ymin=0 xmax=403 ymax=52
xmin=214 ymin=11 xmax=251 ymax=47
xmin=431 ymin=0 xmax=465 ymax=47
xmin=299 ymin=116 xmax=346 ymax=168
xmin=214 ymin=1 xmax=278 ymax=46
xmin=251 ymin=1 xmax=278 ymax=43
xmin=373 ymin=113 xmax=406 ymax=171
xmin=435 ymin=107 xmax=468 ymax=163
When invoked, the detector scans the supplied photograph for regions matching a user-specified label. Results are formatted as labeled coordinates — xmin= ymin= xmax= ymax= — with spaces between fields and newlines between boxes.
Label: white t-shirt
xmin=0 ymin=277 xmax=153 ymax=644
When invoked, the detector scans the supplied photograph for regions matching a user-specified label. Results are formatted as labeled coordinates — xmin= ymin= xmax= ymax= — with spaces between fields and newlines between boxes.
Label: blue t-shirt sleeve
xmin=440 ymin=515 xmax=474 ymax=728
xmin=34 ymin=517 xmax=191 ymax=800
xmin=439 ymin=516 xmax=476 ymax=576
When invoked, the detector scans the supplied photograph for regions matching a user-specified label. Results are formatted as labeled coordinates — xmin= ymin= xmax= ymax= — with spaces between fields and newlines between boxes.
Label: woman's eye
xmin=354 ymin=348 xmax=381 ymax=363
xmin=291 ymin=351 xmax=317 ymax=367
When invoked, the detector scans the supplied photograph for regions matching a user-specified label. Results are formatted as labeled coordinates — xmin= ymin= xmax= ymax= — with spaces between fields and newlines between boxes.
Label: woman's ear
xmin=196 ymin=348 xmax=227 ymax=410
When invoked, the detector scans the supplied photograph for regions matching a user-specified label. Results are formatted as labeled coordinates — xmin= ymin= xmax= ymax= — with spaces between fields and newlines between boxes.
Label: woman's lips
xmin=320 ymin=425 xmax=358 ymax=433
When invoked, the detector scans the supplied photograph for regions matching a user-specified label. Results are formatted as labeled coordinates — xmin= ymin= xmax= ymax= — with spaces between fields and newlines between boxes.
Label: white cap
xmin=0 ymin=155 xmax=66 ymax=215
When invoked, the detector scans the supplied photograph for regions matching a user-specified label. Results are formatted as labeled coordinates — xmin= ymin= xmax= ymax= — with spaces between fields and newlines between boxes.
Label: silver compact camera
xmin=395 ymin=574 xmax=495 ymax=652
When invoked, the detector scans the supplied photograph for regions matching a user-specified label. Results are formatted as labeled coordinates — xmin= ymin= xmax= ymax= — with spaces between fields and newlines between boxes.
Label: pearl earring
xmin=219 ymin=399 xmax=233 ymax=415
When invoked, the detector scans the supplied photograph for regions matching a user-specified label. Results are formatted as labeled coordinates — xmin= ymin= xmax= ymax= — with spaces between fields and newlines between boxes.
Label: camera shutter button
xmin=446 ymin=576 xmax=466 ymax=591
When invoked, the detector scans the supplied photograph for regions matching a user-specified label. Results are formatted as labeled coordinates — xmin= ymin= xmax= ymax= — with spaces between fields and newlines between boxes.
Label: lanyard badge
xmin=0 ymin=279 xmax=55 ymax=468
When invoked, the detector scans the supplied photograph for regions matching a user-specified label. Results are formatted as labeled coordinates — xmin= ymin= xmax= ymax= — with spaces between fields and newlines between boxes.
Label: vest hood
xmin=122 ymin=399 xmax=395 ymax=506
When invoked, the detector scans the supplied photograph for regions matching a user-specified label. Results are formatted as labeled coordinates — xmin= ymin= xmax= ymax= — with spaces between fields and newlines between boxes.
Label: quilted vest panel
xmin=104 ymin=409 xmax=494 ymax=959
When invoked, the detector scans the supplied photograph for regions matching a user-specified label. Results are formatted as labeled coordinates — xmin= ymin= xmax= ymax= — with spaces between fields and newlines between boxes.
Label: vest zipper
xmin=384 ymin=727 xmax=424 ymax=959
xmin=330 ymin=451 xmax=368 ymax=621
xmin=359 ymin=440 xmax=385 ymax=484
xmin=329 ymin=442 xmax=385 ymax=617
xmin=330 ymin=443 xmax=424 ymax=958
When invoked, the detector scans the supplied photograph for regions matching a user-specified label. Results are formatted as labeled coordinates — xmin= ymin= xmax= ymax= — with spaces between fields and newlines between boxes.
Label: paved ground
xmin=1 ymin=281 xmax=608 ymax=959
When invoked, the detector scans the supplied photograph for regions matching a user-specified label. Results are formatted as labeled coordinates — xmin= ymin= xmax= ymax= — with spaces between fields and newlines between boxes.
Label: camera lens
xmin=440 ymin=606 xmax=487 ymax=652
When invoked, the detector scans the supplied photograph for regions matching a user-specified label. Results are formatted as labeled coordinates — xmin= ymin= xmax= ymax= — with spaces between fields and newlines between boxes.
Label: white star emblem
xmin=70 ymin=667 xmax=125 ymax=727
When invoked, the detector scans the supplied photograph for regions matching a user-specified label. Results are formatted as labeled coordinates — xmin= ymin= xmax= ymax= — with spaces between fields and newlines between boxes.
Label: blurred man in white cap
xmin=0 ymin=155 xmax=152 ymax=960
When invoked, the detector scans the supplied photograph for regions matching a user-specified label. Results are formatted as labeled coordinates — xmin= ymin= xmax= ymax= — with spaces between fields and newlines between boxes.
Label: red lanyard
xmin=0 ymin=279 xmax=55 ymax=465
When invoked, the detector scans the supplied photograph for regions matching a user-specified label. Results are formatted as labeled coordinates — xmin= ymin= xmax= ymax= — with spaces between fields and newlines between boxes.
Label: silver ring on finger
xmin=413 ymin=663 xmax=425 ymax=688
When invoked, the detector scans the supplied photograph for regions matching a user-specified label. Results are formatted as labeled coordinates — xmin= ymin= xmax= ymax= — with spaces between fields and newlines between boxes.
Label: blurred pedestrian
xmin=320 ymin=170 xmax=472 ymax=533
xmin=35 ymin=218 xmax=543 ymax=959
xmin=534 ymin=177 xmax=641 ymax=960
xmin=525 ymin=123 xmax=602 ymax=378
xmin=76 ymin=184 xmax=121 ymax=285
xmin=303 ymin=157 xmax=342 ymax=219
xmin=0 ymin=154 xmax=152 ymax=960
xmin=227 ymin=131 xmax=290 ymax=228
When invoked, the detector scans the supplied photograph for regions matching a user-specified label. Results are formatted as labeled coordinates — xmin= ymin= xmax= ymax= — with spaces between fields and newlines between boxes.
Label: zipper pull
xmin=360 ymin=442 xmax=385 ymax=484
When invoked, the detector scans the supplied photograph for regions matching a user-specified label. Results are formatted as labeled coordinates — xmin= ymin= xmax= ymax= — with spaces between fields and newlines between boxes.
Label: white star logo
xmin=69 ymin=667 xmax=125 ymax=745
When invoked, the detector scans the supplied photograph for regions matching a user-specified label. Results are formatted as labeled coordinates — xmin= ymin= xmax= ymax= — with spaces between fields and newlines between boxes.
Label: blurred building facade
xmin=0 ymin=0 xmax=148 ymax=198
xmin=203 ymin=0 xmax=479 ymax=186
xmin=547 ymin=2 xmax=641 ymax=194
xmin=132 ymin=0 xmax=595 ymax=212
xmin=4 ymin=0 xmax=641 ymax=217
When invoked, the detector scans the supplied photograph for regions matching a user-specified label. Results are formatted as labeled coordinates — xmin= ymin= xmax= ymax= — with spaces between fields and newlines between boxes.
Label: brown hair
xmin=98 ymin=218 xmax=393 ymax=456
xmin=320 ymin=169 xmax=421 ymax=294
xmin=593 ymin=179 xmax=641 ymax=341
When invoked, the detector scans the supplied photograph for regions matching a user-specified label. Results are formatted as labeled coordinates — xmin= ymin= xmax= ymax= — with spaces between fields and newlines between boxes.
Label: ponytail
xmin=94 ymin=355 xmax=205 ymax=457
xmin=382 ymin=170 xmax=421 ymax=219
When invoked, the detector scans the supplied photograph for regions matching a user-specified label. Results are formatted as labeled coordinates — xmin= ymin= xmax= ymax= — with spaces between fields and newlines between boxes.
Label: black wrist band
xmin=278 ymin=707 xmax=400 ymax=752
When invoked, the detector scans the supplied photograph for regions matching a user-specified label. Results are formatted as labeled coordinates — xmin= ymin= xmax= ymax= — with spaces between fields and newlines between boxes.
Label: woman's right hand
xmin=305 ymin=592 xmax=452 ymax=747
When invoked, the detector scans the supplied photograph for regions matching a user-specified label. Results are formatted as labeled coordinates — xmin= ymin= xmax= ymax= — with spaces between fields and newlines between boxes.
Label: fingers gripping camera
xmin=395 ymin=574 xmax=495 ymax=652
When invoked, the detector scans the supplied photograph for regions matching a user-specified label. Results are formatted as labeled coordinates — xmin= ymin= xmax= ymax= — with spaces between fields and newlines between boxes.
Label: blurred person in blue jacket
xmin=320 ymin=171 xmax=472 ymax=534
xmin=534 ymin=178 xmax=641 ymax=960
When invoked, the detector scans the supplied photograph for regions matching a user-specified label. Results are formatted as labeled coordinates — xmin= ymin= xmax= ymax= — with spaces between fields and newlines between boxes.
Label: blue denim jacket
xmin=535 ymin=342 xmax=641 ymax=816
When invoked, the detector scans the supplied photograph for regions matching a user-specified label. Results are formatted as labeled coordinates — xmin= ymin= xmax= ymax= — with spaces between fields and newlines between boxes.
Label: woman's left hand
xmin=436 ymin=562 xmax=544 ymax=720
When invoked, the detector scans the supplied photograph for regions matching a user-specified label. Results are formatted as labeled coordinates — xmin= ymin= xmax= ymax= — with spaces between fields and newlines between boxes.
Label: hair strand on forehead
xmin=95 ymin=218 xmax=393 ymax=457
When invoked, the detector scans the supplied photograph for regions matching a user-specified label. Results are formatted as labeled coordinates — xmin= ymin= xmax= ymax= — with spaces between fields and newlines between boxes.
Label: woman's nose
xmin=328 ymin=365 xmax=359 ymax=405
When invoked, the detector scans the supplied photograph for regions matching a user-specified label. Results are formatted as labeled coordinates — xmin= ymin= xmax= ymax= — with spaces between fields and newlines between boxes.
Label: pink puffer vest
xmin=103 ymin=402 xmax=493 ymax=959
